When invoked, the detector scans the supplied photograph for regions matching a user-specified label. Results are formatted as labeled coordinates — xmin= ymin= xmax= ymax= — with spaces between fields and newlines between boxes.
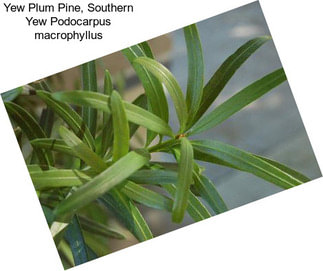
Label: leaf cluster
xmin=2 ymin=24 xmax=309 ymax=268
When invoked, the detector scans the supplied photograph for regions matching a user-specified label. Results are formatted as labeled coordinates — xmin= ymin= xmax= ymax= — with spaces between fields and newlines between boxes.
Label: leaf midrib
xmin=193 ymin=142 xmax=299 ymax=187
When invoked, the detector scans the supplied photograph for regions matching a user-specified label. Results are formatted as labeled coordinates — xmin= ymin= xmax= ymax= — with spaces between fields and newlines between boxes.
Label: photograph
xmin=1 ymin=2 xmax=321 ymax=269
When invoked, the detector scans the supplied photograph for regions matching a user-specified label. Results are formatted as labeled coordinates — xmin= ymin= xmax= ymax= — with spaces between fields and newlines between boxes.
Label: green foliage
xmin=188 ymin=68 xmax=287 ymax=135
xmin=123 ymin=42 xmax=168 ymax=145
xmin=111 ymin=91 xmax=130 ymax=161
xmin=81 ymin=60 xmax=98 ymax=137
xmin=4 ymin=101 xmax=54 ymax=168
xmin=64 ymin=215 xmax=92 ymax=266
xmin=2 ymin=24 xmax=309 ymax=269
xmin=184 ymin=24 xmax=204 ymax=118
xmin=172 ymin=137 xmax=194 ymax=222
xmin=134 ymin=57 xmax=188 ymax=133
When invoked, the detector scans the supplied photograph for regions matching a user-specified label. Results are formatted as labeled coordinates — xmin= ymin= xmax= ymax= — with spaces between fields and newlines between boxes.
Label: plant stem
xmin=148 ymin=138 xmax=179 ymax=153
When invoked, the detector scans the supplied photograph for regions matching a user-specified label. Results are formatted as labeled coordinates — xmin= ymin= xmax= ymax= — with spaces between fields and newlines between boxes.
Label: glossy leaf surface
xmin=54 ymin=149 xmax=150 ymax=219
xmin=172 ymin=137 xmax=194 ymax=223
xmin=189 ymin=68 xmax=287 ymax=135
xmin=134 ymin=57 xmax=188 ymax=132
xmin=193 ymin=36 xmax=271 ymax=123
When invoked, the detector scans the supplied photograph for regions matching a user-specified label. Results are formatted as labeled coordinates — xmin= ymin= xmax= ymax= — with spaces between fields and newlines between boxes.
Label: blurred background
xmin=10 ymin=1 xmax=322 ymax=254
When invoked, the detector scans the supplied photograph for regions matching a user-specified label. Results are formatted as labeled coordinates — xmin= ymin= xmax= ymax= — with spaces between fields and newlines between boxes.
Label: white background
xmin=0 ymin=0 xmax=322 ymax=270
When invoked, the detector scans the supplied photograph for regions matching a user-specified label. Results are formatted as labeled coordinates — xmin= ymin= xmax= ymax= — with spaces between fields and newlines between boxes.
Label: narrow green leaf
xmin=255 ymin=155 xmax=310 ymax=183
xmin=52 ymin=91 xmax=173 ymax=137
xmin=134 ymin=57 xmax=188 ymax=132
xmin=59 ymin=126 xmax=107 ymax=172
xmin=138 ymin=42 xmax=154 ymax=58
xmin=193 ymin=36 xmax=271 ymax=124
xmin=184 ymin=24 xmax=204 ymax=118
xmin=194 ymin=174 xmax=228 ymax=214
xmin=52 ymin=91 xmax=111 ymax=114
xmin=79 ymin=201 xmax=109 ymax=225
xmin=104 ymin=69 xmax=113 ymax=96
xmin=4 ymin=102 xmax=53 ymax=167
xmin=137 ymin=43 xmax=158 ymax=150
xmin=172 ymin=137 xmax=194 ymax=223
xmin=163 ymin=184 xmax=211 ymax=222
xmin=1 ymin=87 xmax=23 ymax=102
xmin=101 ymin=117 xmax=113 ymax=157
xmin=129 ymin=94 xmax=148 ymax=137
xmin=27 ymin=164 xmax=62 ymax=173
xmin=129 ymin=169 xmax=178 ymax=185
xmin=39 ymin=107 xmax=54 ymax=137
xmin=121 ymin=181 xmax=173 ymax=211
xmin=37 ymin=91 xmax=95 ymax=150
xmin=192 ymin=140 xmax=307 ymax=189
xmin=123 ymin=43 xmax=168 ymax=145
xmin=96 ymin=94 xmax=147 ymax=155
xmin=193 ymin=147 xmax=231 ymax=168
xmin=163 ymin=146 xmax=212 ymax=221
xmin=28 ymin=168 xmax=90 ymax=190
xmin=78 ymin=216 xmax=125 ymax=239
xmin=30 ymin=138 xmax=75 ymax=157
xmin=148 ymin=138 xmax=180 ymax=153
xmin=124 ymin=101 xmax=174 ymax=137
xmin=54 ymin=149 xmax=150 ymax=220
xmin=82 ymin=231 xmax=111 ymax=257
xmin=101 ymin=70 xmax=114 ymax=156
xmin=33 ymin=81 xmax=55 ymax=137
xmin=64 ymin=215 xmax=90 ymax=266
xmin=100 ymin=189 xmax=153 ymax=241
xmin=81 ymin=60 xmax=98 ymax=137
xmin=189 ymin=68 xmax=287 ymax=135
xmin=111 ymin=91 xmax=129 ymax=161
xmin=52 ymin=90 xmax=112 ymax=156
xmin=122 ymin=44 xmax=168 ymax=122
